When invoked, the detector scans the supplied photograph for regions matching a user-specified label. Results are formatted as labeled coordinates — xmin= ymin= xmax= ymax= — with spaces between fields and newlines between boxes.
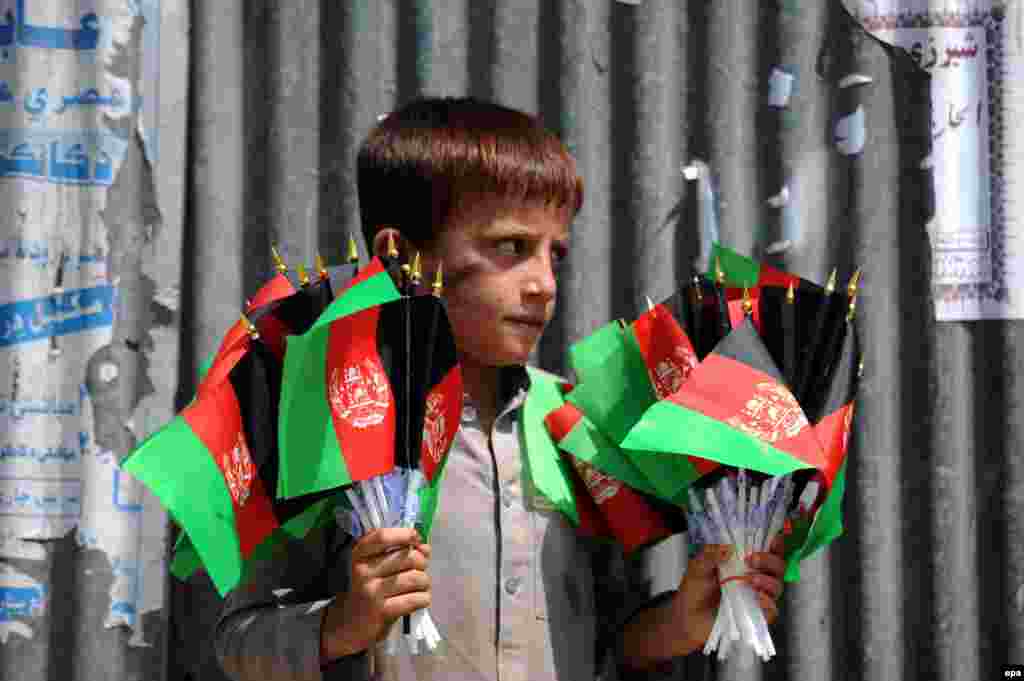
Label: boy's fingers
xmin=364 ymin=545 xmax=429 ymax=579
xmin=770 ymin=536 xmax=785 ymax=555
xmin=749 ymin=574 xmax=782 ymax=601
xmin=382 ymin=591 xmax=432 ymax=622
xmin=746 ymin=551 xmax=786 ymax=579
xmin=352 ymin=528 xmax=422 ymax=561
xmin=376 ymin=569 xmax=431 ymax=600
xmin=689 ymin=544 xmax=732 ymax=577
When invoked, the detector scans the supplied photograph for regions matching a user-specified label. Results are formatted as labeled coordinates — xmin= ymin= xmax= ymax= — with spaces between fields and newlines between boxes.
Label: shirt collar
xmin=461 ymin=364 xmax=532 ymax=413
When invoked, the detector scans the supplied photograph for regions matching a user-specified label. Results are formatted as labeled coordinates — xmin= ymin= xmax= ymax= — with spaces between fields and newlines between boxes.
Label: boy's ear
xmin=371 ymin=227 xmax=402 ymax=260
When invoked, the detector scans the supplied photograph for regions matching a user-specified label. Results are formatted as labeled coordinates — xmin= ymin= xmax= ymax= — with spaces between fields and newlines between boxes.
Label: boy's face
xmin=420 ymin=201 xmax=571 ymax=370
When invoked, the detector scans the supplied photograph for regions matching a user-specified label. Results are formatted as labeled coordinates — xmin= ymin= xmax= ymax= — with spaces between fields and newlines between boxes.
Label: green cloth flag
xmin=565 ymin=325 xmax=656 ymax=445
xmin=123 ymin=378 xmax=280 ymax=595
xmin=520 ymin=367 xmax=579 ymax=525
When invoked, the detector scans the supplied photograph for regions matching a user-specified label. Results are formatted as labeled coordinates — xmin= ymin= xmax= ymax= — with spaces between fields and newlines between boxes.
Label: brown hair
xmin=357 ymin=97 xmax=584 ymax=250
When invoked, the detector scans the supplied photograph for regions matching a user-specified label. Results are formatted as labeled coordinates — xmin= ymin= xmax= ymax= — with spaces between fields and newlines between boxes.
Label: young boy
xmin=214 ymin=97 xmax=786 ymax=681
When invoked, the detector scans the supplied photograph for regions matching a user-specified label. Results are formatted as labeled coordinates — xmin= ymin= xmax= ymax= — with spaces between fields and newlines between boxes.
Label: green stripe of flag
xmin=555 ymin=410 xmax=663 ymax=500
xmin=708 ymin=242 xmax=761 ymax=288
xmin=278 ymin=328 xmax=350 ymax=499
xmin=621 ymin=399 xmax=813 ymax=477
xmin=619 ymin=447 xmax=701 ymax=507
xmin=569 ymin=321 xmax=625 ymax=385
xmin=122 ymin=417 xmax=242 ymax=595
xmin=170 ymin=533 xmax=202 ymax=581
xmin=565 ymin=328 xmax=656 ymax=444
xmin=311 ymin=269 xmax=400 ymax=331
xmin=170 ymin=496 xmax=338 ymax=584
xmin=522 ymin=367 xmax=578 ymax=525
xmin=416 ymin=454 xmax=450 ymax=542
xmin=783 ymin=458 xmax=847 ymax=582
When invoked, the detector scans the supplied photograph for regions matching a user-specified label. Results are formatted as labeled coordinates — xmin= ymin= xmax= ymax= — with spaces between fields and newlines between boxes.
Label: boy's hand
xmin=672 ymin=537 xmax=786 ymax=652
xmin=321 ymin=528 xmax=431 ymax=660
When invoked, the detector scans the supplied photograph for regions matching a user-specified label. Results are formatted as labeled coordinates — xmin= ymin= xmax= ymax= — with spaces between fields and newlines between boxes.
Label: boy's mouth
xmin=505 ymin=316 xmax=546 ymax=331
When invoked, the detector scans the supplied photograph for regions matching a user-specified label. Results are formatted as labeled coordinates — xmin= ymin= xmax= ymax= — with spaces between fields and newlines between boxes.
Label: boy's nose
xmin=524 ymin=258 xmax=558 ymax=301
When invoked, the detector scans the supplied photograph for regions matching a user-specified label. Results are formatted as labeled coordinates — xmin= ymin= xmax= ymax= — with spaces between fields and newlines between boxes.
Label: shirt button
xmin=504 ymin=577 xmax=522 ymax=596
xmin=503 ymin=494 xmax=513 ymax=509
xmin=461 ymin=404 xmax=477 ymax=422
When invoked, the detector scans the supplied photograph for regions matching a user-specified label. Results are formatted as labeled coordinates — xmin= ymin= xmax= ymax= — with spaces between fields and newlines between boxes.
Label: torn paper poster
xmin=848 ymin=2 xmax=1024 ymax=319
xmin=0 ymin=562 xmax=45 ymax=644
xmin=1 ymin=1 xmax=162 ymax=548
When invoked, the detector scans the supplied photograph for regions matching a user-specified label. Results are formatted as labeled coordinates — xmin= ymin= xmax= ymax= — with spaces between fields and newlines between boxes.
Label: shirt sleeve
xmin=592 ymin=534 xmax=712 ymax=681
xmin=213 ymin=520 xmax=372 ymax=681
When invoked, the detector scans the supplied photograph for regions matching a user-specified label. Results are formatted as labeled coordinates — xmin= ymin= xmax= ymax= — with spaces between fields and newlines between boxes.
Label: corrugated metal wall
xmin=156 ymin=1 xmax=1018 ymax=680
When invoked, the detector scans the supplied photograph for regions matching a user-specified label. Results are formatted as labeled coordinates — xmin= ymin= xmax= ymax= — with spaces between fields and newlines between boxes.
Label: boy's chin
xmin=458 ymin=341 xmax=537 ymax=369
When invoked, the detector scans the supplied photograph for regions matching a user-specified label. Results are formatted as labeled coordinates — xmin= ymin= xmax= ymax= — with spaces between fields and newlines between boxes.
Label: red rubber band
xmin=718 ymin=574 xmax=754 ymax=588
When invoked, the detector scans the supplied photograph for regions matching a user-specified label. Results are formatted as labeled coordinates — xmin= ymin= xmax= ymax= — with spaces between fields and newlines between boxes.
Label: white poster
xmin=847 ymin=1 xmax=1024 ymax=319
xmin=0 ymin=0 xmax=165 ymax=643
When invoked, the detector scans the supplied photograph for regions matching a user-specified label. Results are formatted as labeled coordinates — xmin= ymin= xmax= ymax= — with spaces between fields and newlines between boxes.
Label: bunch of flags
xmin=121 ymin=237 xmax=462 ymax=656
xmin=524 ymin=243 xmax=861 ymax=661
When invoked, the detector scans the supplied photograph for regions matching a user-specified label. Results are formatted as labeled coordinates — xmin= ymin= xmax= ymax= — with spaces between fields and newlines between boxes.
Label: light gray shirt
xmin=214 ymin=366 xmax=707 ymax=681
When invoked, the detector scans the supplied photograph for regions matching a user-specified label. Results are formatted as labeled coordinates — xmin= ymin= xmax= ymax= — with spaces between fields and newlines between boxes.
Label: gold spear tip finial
xmin=714 ymin=257 xmax=725 ymax=285
xmin=386 ymin=231 xmax=399 ymax=259
xmin=742 ymin=286 xmax=753 ymax=316
xmin=411 ymin=252 xmax=422 ymax=285
xmin=858 ymin=357 xmax=865 ymax=378
xmin=271 ymin=245 xmax=288 ymax=274
xmin=432 ymin=261 xmax=444 ymax=296
xmin=297 ymin=263 xmax=311 ymax=287
xmin=847 ymin=268 xmax=862 ymax=298
xmin=847 ymin=291 xmax=858 ymax=322
xmin=825 ymin=268 xmax=838 ymax=294
xmin=786 ymin=279 xmax=796 ymax=304
xmin=347 ymin=236 xmax=360 ymax=264
xmin=239 ymin=313 xmax=259 ymax=339
xmin=315 ymin=253 xmax=329 ymax=279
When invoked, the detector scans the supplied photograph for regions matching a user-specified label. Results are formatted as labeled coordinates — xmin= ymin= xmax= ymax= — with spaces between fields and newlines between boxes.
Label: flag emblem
xmin=727 ymin=382 xmax=809 ymax=443
xmin=571 ymin=458 xmax=623 ymax=505
xmin=650 ymin=345 xmax=698 ymax=397
xmin=422 ymin=393 xmax=447 ymax=466
xmin=329 ymin=360 xmax=391 ymax=429
xmin=221 ymin=433 xmax=256 ymax=507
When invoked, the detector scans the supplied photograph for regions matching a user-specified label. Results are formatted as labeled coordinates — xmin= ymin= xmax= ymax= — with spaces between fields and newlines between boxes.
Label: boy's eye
xmin=495 ymin=239 xmax=526 ymax=256
xmin=551 ymin=244 xmax=568 ymax=267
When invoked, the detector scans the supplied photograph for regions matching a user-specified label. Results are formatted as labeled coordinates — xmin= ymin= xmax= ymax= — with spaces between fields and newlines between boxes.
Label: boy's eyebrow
xmin=479 ymin=222 xmax=570 ymax=241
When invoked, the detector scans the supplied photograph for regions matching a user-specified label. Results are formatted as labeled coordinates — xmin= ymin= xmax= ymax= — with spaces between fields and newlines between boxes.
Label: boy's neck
xmin=460 ymin=361 xmax=502 ymax=424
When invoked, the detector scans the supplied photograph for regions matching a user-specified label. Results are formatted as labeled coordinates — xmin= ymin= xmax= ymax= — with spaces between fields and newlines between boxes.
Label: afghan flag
xmin=544 ymin=400 xmax=683 ymax=554
xmin=778 ymin=317 xmax=859 ymax=580
xmin=246 ymin=264 xmax=355 ymax=361
xmin=706 ymin=243 xmax=800 ymax=293
xmin=621 ymin=317 xmax=826 ymax=490
xmin=277 ymin=280 xmax=462 ymax=540
xmin=123 ymin=377 xmax=286 ymax=595
xmin=246 ymin=271 xmax=297 ymax=313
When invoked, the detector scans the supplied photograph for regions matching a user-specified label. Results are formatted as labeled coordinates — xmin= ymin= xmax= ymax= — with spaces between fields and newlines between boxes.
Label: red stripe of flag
xmin=420 ymin=365 xmax=462 ymax=482
xmin=181 ymin=380 xmax=279 ymax=559
xmin=812 ymin=402 xmax=854 ymax=487
xmin=325 ymin=304 xmax=396 ymax=482
xmin=631 ymin=304 xmax=698 ymax=399
xmin=668 ymin=352 xmax=827 ymax=473
xmin=246 ymin=273 xmax=296 ymax=312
